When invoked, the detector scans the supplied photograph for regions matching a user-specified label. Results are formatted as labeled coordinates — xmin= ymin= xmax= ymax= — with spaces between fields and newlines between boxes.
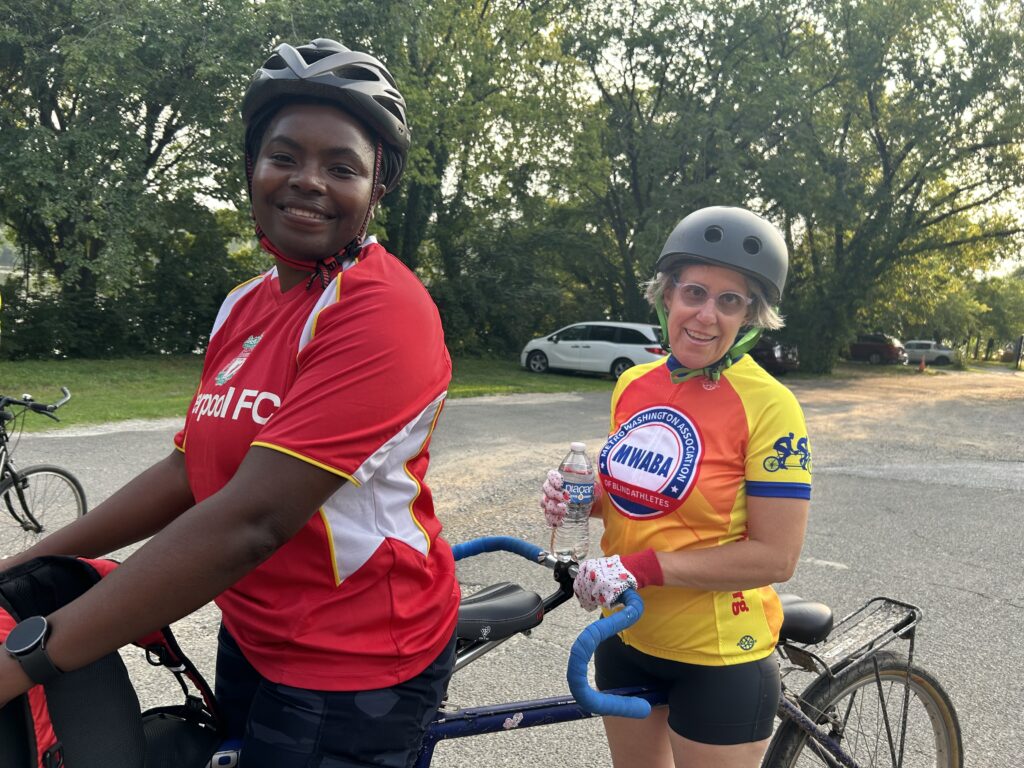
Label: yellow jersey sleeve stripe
xmin=250 ymin=441 xmax=358 ymax=485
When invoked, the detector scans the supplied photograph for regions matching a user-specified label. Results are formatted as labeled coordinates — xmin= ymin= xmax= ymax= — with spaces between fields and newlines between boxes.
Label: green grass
xmin=4 ymin=354 xmax=1016 ymax=433
xmin=448 ymin=358 xmax=615 ymax=398
xmin=1 ymin=356 xmax=206 ymax=431
xmin=2 ymin=355 xmax=616 ymax=432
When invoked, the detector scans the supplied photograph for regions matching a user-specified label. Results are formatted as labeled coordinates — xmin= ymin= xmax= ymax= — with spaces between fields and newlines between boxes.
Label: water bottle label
xmin=206 ymin=741 xmax=242 ymax=768
xmin=563 ymin=481 xmax=594 ymax=505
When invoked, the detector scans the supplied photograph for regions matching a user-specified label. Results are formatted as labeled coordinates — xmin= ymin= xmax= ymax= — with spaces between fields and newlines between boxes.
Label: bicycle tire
xmin=763 ymin=650 xmax=963 ymax=768
xmin=0 ymin=464 xmax=87 ymax=558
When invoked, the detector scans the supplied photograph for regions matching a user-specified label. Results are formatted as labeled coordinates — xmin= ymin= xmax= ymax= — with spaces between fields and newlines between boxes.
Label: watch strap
xmin=5 ymin=616 xmax=63 ymax=686
xmin=17 ymin=642 xmax=63 ymax=685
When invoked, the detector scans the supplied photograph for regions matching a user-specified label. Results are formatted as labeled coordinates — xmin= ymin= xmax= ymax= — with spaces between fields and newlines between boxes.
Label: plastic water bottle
xmin=551 ymin=441 xmax=593 ymax=561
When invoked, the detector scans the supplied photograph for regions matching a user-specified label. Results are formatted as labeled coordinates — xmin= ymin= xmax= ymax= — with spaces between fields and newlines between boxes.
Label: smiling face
xmin=665 ymin=262 xmax=752 ymax=369
xmin=250 ymin=102 xmax=383 ymax=286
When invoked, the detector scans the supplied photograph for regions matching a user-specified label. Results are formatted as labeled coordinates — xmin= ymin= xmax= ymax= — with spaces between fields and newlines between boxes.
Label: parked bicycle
xmin=0 ymin=387 xmax=87 ymax=559
xmin=409 ymin=536 xmax=963 ymax=768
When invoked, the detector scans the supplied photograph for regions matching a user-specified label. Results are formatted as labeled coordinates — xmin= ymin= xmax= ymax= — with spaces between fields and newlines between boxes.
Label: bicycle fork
xmin=1 ymin=464 xmax=44 ymax=533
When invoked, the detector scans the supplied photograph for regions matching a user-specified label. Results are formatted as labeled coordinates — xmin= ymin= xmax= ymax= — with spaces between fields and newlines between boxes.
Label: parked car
xmin=520 ymin=321 xmax=665 ymax=379
xmin=903 ymin=340 xmax=956 ymax=366
xmin=847 ymin=333 xmax=908 ymax=365
xmin=749 ymin=335 xmax=800 ymax=375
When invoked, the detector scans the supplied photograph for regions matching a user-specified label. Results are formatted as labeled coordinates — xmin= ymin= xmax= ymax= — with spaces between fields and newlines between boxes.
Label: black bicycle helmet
xmin=242 ymin=38 xmax=410 ymax=192
xmin=655 ymin=206 xmax=788 ymax=304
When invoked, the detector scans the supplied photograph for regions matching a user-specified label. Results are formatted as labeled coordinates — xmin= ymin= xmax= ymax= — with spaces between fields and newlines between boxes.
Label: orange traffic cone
xmin=918 ymin=356 xmax=926 ymax=372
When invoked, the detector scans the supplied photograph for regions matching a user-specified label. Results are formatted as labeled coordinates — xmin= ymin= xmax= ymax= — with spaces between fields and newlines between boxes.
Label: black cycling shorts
xmin=595 ymin=634 xmax=780 ymax=745
xmin=215 ymin=625 xmax=456 ymax=768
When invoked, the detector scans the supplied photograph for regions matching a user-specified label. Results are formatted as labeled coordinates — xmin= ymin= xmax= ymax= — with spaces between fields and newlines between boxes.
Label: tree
xmin=975 ymin=266 xmax=1024 ymax=345
xmin=0 ymin=0 xmax=264 ymax=355
xmin=553 ymin=0 xmax=840 ymax=327
xmin=2 ymin=0 xmax=1021 ymax=365
xmin=765 ymin=0 xmax=1024 ymax=371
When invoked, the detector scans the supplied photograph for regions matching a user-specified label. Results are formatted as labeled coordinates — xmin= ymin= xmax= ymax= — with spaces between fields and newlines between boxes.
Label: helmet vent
xmin=743 ymin=236 xmax=761 ymax=254
xmin=335 ymin=66 xmax=376 ymax=81
xmin=703 ymin=226 xmax=723 ymax=243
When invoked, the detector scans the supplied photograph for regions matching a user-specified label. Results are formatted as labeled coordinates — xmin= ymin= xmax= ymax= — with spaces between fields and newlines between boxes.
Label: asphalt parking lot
xmin=9 ymin=366 xmax=1023 ymax=766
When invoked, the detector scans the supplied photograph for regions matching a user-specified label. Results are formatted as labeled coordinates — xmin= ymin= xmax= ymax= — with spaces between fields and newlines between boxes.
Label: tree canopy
xmin=1 ymin=0 xmax=1021 ymax=367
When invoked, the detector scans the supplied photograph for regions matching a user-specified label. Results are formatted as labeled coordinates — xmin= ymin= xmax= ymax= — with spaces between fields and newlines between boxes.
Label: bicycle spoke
xmin=871 ymin=660 xmax=899 ymax=766
xmin=0 ymin=468 xmax=85 ymax=558
xmin=766 ymin=652 xmax=961 ymax=768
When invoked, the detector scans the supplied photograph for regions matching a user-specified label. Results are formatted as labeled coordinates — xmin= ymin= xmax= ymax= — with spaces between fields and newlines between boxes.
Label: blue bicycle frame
xmin=414 ymin=536 xmax=658 ymax=767
xmin=208 ymin=536 xmax=930 ymax=768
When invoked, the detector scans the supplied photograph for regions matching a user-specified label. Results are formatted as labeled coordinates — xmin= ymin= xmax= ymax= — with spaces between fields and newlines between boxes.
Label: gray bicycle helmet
xmin=242 ymin=38 xmax=410 ymax=192
xmin=655 ymin=206 xmax=788 ymax=304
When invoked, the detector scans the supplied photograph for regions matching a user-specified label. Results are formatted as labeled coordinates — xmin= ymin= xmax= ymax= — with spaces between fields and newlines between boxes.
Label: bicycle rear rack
xmin=779 ymin=596 xmax=921 ymax=677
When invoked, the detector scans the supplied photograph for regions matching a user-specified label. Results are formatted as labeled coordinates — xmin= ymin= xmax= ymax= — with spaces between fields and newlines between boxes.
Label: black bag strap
xmin=142 ymin=624 xmax=223 ymax=731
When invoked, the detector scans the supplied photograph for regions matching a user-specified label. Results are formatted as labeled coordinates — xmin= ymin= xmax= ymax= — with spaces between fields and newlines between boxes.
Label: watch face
xmin=4 ymin=615 xmax=48 ymax=656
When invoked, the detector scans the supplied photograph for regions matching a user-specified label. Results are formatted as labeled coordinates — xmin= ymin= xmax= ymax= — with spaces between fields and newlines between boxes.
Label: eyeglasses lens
xmin=676 ymin=283 xmax=750 ymax=316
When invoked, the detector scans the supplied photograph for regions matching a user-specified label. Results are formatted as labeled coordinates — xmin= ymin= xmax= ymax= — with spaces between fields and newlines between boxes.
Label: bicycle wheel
xmin=763 ymin=650 xmax=962 ymax=768
xmin=0 ymin=464 xmax=87 ymax=558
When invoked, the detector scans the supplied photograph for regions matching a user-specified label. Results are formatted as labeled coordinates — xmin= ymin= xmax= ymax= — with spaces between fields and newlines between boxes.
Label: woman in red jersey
xmin=1 ymin=39 xmax=458 ymax=767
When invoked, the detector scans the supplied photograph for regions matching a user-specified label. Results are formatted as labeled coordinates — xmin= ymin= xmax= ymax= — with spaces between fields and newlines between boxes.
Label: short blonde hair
xmin=643 ymin=264 xmax=784 ymax=331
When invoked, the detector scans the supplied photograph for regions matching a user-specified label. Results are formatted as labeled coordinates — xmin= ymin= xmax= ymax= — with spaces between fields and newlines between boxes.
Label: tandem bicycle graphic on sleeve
xmin=763 ymin=433 xmax=811 ymax=472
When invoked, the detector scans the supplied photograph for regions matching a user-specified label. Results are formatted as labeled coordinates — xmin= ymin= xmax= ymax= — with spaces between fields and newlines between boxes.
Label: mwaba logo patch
xmin=599 ymin=406 xmax=703 ymax=519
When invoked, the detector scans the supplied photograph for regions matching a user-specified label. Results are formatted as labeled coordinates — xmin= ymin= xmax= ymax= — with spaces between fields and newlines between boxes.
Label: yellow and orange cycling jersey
xmin=598 ymin=353 xmax=811 ymax=666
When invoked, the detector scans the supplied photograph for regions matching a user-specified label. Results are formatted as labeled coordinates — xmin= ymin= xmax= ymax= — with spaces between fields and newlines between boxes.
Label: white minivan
xmin=903 ymin=340 xmax=956 ymax=365
xmin=520 ymin=321 xmax=666 ymax=379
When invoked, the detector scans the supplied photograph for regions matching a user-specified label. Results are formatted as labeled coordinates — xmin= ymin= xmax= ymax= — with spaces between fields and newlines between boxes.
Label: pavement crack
xmin=924 ymin=580 xmax=1023 ymax=609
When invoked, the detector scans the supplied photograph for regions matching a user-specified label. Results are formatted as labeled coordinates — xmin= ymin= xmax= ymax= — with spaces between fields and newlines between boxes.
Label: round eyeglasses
xmin=671 ymin=279 xmax=753 ymax=316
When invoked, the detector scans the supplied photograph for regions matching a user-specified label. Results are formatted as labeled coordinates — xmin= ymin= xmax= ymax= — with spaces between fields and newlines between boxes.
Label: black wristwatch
xmin=4 ymin=615 xmax=63 ymax=685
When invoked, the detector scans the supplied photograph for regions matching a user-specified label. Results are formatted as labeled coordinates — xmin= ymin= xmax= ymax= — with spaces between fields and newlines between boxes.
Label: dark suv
xmin=847 ymin=333 xmax=908 ymax=365
xmin=750 ymin=335 xmax=800 ymax=375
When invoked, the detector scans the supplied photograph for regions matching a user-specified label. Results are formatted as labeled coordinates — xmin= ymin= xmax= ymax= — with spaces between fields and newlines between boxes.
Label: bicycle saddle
xmin=778 ymin=593 xmax=833 ymax=645
xmin=456 ymin=582 xmax=545 ymax=643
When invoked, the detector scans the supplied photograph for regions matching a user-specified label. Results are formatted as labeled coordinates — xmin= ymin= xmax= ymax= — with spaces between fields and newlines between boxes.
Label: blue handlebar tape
xmin=566 ymin=590 xmax=652 ymax=719
xmin=451 ymin=536 xmax=544 ymax=563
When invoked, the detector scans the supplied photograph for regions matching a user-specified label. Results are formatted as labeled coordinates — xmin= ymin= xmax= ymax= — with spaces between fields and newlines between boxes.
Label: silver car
xmin=520 ymin=321 xmax=666 ymax=379
xmin=904 ymin=340 xmax=956 ymax=365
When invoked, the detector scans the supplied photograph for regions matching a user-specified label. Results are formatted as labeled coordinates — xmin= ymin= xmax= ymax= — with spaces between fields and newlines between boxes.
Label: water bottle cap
xmin=570 ymin=441 xmax=586 ymax=452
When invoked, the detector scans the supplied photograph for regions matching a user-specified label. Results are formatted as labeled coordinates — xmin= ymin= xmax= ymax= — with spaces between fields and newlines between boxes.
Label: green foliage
xmin=0 ymin=0 xmax=1021 ymax=366
xmin=976 ymin=271 xmax=1024 ymax=343
xmin=0 ymin=198 xmax=261 ymax=359
xmin=769 ymin=0 xmax=1024 ymax=371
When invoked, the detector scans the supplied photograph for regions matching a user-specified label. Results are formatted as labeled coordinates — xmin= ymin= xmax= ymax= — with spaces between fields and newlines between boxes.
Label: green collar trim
xmin=663 ymin=326 xmax=763 ymax=384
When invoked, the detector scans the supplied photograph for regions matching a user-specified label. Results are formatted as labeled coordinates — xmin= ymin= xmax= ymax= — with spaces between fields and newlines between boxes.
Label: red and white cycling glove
xmin=573 ymin=550 xmax=664 ymax=612
xmin=540 ymin=469 xmax=568 ymax=528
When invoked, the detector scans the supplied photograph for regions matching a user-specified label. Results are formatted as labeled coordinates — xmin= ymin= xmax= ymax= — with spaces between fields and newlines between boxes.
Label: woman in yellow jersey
xmin=543 ymin=206 xmax=811 ymax=768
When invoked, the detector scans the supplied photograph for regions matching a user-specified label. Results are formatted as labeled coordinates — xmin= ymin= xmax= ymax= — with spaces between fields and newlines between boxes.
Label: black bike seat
xmin=456 ymin=582 xmax=545 ymax=643
xmin=778 ymin=593 xmax=833 ymax=644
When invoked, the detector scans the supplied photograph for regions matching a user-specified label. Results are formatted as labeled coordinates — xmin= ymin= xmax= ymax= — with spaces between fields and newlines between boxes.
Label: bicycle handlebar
xmin=451 ymin=535 xmax=545 ymax=563
xmin=0 ymin=387 xmax=72 ymax=420
xmin=566 ymin=589 xmax=651 ymax=719
xmin=452 ymin=536 xmax=651 ymax=719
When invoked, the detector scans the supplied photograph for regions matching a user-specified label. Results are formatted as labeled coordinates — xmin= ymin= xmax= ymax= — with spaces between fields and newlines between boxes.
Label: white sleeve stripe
xmin=210 ymin=270 xmax=272 ymax=341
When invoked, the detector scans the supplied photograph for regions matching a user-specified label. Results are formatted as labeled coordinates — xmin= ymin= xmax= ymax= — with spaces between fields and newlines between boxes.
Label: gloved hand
xmin=540 ymin=469 xmax=568 ymax=527
xmin=573 ymin=550 xmax=664 ymax=611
